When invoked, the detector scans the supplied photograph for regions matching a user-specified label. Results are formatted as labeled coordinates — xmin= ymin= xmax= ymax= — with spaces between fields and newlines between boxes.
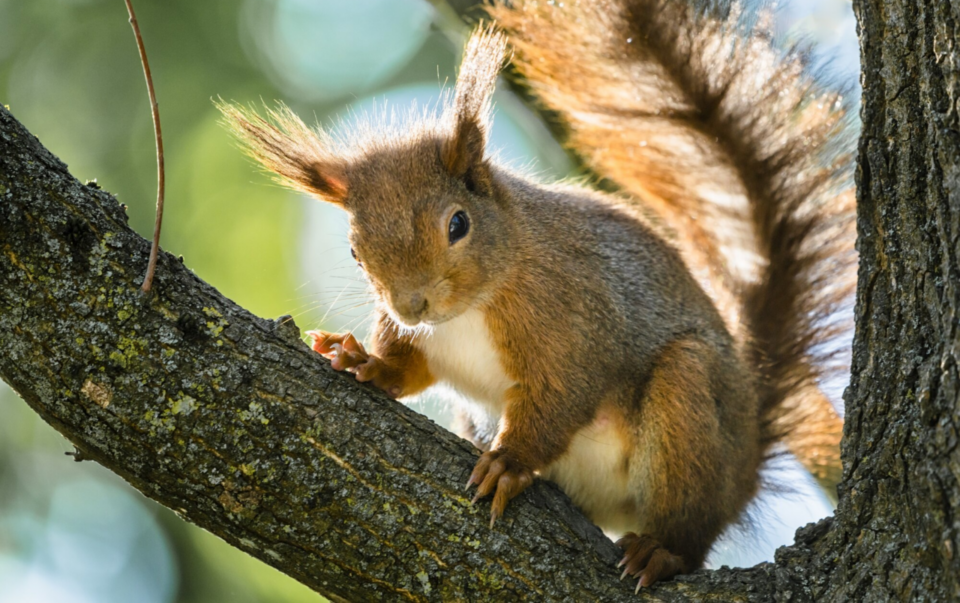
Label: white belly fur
xmin=541 ymin=410 xmax=639 ymax=537
xmin=417 ymin=308 xmax=514 ymax=417
xmin=417 ymin=309 xmax=639 ymax=535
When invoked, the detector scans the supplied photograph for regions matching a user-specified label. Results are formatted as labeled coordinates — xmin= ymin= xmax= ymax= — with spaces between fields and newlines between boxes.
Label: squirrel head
xmin=220 ymin=28 xmax=511 ymax=327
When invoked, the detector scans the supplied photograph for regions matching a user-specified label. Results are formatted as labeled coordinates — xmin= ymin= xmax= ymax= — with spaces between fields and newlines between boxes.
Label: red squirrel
xmin=220 ymin=0 xmax=855 ymax=589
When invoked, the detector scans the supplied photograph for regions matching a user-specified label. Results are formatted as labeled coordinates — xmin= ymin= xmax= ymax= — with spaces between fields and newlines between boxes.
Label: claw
xmin=639 ymin=572 xmax=652 ymax=589
xmin=614 ymin=533 xmax=686 ymax=588
xmin=307 ymin=330 xmax=337 ymax=356
xmin=329 ymin=344 xmax=343 ymax=369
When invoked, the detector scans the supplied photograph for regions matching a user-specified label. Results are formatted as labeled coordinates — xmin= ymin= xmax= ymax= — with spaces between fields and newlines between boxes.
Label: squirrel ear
xmin=299 ymin=163 xmax=349 ymax=204
xmin=441 ymin=27 xmax=508 ymax=193
xmin=217 ymin=100 xmax=350 ymax=206
xmin=441 ymin=116 xmax=488 ymax=193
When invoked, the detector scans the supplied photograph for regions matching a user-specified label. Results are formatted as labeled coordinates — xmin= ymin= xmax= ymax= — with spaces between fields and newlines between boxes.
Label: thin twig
xmin=124 ymin=0 xmax=165 ymax=293
xmin=65 ymin=447 xmax=88 ymax=462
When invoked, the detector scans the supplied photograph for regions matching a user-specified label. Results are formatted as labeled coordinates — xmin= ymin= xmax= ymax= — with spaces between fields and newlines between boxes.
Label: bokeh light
xmin=241 ymin=0 xmax=436 ymax=102
xmin=0 ymin=480 xmax=176 ymax=603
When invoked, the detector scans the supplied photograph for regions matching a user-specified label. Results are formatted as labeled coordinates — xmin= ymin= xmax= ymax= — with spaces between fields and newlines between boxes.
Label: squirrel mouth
xmin=395 ymin=309 xmax=456 ymax=329
xmin=399 ymin=314 xmax=443 ymax=328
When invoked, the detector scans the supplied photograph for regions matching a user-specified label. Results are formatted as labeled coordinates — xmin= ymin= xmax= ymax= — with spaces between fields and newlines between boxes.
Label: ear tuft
xmin=216 ymin=100 xmax=349 ymax=206
xmin=441 ymin=27 xmax=508 ymax=191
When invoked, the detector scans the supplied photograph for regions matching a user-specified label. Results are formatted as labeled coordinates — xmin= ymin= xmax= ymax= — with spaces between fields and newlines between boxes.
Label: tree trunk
xmin=1 ymin=0 xmax=958 ymax=600
xmin=814 ymin=0 xmax=960 ymax=599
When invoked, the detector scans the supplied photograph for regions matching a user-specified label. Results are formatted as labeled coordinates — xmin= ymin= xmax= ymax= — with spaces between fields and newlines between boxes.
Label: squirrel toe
xmin=615 ymin=533 xmax=686 ymax=590
xmin=466 ymin=450 xmax=534 ymax=527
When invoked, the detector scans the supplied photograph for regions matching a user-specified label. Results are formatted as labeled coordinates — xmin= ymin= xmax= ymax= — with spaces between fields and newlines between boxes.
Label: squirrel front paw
xmin=465 ymin=449 xmax=534 ymax=528
xmin=615 ymin=533 xmax=686 ymax=591
xmin=307 ymin=331 xmax=402 ymax=399
xmin=308 ymin=331 xmax=366 ymax=370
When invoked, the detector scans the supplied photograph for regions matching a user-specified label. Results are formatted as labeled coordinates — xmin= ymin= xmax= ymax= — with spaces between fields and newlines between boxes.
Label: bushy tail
xmin=489 ymin=0 xmax=856 ymax=494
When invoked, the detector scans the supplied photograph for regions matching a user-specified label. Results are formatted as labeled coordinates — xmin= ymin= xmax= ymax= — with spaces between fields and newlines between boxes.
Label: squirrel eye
xmin=448 ymin=211 xmax=470 ymax=244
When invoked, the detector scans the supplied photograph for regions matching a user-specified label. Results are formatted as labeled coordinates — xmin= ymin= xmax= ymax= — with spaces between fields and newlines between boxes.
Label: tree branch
xmin=0 ymin=106 xmax=779 ymax=601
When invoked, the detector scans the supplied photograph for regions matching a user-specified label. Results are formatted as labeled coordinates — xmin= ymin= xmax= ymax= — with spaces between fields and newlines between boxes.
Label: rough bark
xmin=816 ymin=0 xmax=960 ymax=599
xmin=760 ymin=0 xmax=960 ymax=600
xmin=0 ymin=105 xmax=777 ymax=601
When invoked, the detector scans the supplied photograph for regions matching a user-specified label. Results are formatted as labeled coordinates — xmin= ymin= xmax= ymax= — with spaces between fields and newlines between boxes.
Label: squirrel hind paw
xmin=614 ymin=533 xmax=686 ymax=590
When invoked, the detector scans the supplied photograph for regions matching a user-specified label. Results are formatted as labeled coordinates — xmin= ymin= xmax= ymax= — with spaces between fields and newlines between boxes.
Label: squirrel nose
xmin=396 ymin=292 xmax=429 ymax=323
xmin=410 ymin=293 xmax=428 ymax=316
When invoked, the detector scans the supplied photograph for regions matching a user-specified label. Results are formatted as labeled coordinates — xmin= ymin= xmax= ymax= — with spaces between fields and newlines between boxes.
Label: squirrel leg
xmin=467 ymin=385 xmax=590 ymax=527
xmin=617 ymin=337 xmax=758 ymax=589
xmin=307 ymin=329 xmax=434 ymax=399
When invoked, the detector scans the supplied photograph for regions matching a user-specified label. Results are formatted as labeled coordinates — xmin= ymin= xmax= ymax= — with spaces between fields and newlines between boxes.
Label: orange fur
xmin=369 ymin=313 xmax=437 ymax=398
xmin=628 ymin=337 xmax=760 ymax=570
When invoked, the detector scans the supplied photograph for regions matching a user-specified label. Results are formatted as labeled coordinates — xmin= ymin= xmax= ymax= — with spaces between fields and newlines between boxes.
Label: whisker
xmin=285 ymin=291 xmax=371 ymax=309
xmin=295 ymin=296 xmax=373 ymax=319
xmin=338 ymin=312 xmax=374 ymax=336
xmin=326 ymin=274 xmax=369 ymax=283
xmin=319 ymin=281 xmax=371 ymax=325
